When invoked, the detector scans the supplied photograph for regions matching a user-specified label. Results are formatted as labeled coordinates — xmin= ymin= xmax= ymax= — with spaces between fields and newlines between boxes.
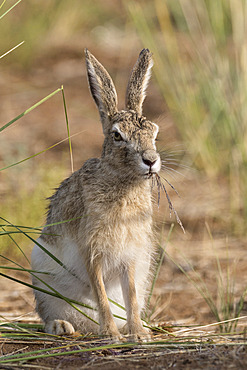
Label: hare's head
xmin=85 ymin=49 xmax=160 ymax=180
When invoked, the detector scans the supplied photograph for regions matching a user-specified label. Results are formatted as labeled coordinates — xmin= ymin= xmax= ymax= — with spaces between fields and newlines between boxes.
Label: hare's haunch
xmin=31 ymin=49 xmax=161 ymax=342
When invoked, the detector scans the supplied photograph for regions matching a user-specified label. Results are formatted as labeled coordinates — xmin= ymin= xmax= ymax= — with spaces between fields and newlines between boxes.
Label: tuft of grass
xmin=126 ymin=0 xmax=247 ymax=234
xmin=205 ymin=222 xmax=247 ymax=332
xmin=164 ymin=223 xmax=247 ymax=333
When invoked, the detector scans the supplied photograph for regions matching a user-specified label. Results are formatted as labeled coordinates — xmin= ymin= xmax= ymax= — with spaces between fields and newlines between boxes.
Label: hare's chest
xmin=83 ymin=190 xmax=153 ymax=257
xmin=84 ymin=205 xmax=150 ymax=247
xmin=100 ymin=223 xmax=152 ymax=273
xmin=96 ymin=210 xmax=151 ymax=258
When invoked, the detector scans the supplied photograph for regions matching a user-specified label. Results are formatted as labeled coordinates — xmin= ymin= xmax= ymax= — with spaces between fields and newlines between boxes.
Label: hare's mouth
xmin=143 ymin=171 xmax=158 ymax=179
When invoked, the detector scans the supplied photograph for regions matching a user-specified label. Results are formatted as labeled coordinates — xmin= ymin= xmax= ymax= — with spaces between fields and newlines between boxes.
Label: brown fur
xmin=31 ymin=49 xmax=161 ymax=342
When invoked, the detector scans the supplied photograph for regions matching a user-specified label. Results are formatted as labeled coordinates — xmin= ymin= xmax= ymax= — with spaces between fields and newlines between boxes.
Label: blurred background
xmin=1 ymin=0 xmax=246 ymax=327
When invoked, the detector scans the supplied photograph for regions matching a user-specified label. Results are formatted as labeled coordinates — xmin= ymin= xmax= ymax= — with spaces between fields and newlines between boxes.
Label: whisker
xmin=159 ymin=152 xmax=182 ymax=159
xmin=161 ymin=166 xmax=186 ymax=178
xmin=161 ymin=166 xmax=186 ymax=180
xmin=161 ymin=157 xmax=180 ymax=162
xmin=161 ymin=170 xmax=178 ymax=182
xmin=158 ymin=152 xmax=185 ymax=161
xmin=162 ymin=161 xmax=182 ymax=168
xmin=160 ymin=167 xmax=180 ymax=181
xmin=161 ymin=159 xmax=193 ymax=173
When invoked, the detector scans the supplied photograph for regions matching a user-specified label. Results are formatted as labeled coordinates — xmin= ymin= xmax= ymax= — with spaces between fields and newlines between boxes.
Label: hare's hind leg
xmin=120 ymin=263 xmax=150 ymax=342
xmin=45 ymin=320 xmax=75 ymax=336
xmin=33 ymin=281 xmax=77 ymax=336
xmin=32 ymin=240 xmax=77 ymax=336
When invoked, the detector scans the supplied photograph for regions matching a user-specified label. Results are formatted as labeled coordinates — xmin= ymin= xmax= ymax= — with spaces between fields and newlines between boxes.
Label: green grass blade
xmin=61 ymin=85 xmax=73 ymax=173
xmin=108 ymin=297 xmax=125 ymax=311
xmin=1 ymin=269 xmax=126 ymax=324
xmin=0 ymin=0 xmax=22 ymax=20
xmin=0 ymin=320 xmax=40 ymax=336
xmin=0 ymin=322 xmax=43 ymax=330
xmin=0 ymin=0 xmax=7 ymax=10
xmin=0 ymin=343 xmax=81 ymax=361
xmin=1 ymin=218 xmax=126 ymax=323
xmin=1 ymin=225 xmax=30 ymax=264
xmin=41 ymin=216 xmax=84 ymax=229
xmin=0 ymin=217 xmax=83 ymax=231
xmin=0 ymin=41 xmax=25 ymax=59
xmin=0 ymin=224 xmax=42 ymax=231
xmin=0 ymin=217 xmax=74 ymax=275
xmin=0 ymin=136 xmax=69 ymax=172
xmin=0 ymin=342 xmax=135 ymax=364
xmin=0 ymin=272 xmax=96 ymax=314
xmin=0 ymin=129 xmax=85 ymax=172
xmin=0 ymin=264 xmax=50 ymax=275
xmin=0 ymin=230 xmax=42 ymax=236
xmin=0 ymin=87 xmax=62 ymax=133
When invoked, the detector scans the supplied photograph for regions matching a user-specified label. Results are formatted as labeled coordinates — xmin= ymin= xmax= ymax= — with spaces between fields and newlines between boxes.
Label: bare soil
xmin=1 ymin=338 xmax=246 ymax=370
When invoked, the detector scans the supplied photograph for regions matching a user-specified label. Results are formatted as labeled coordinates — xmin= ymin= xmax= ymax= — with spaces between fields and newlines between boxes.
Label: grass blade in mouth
xmin=155 ymin=173 xmax=185 ymax=233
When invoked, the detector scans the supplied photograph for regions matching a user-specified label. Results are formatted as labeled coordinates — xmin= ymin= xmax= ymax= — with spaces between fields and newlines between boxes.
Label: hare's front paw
xmin=45 ymin=320 xmax=75 ymax=336
xmin=100 ymin=322 xmax=125 ymax=343
xmin=128 ymin=325 xmax=151 ymax=343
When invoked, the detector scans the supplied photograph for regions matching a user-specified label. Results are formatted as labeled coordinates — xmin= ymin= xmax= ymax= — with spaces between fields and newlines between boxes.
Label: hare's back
xmin=49 ymin=158 xmax=100 ymax=208
xmin=42 ymin=158 xmax=101 ymax=241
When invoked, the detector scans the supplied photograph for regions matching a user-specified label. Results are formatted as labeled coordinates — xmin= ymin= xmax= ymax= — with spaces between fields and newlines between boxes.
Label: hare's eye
xmin=113 ymin=132 xmax=123 ymax=141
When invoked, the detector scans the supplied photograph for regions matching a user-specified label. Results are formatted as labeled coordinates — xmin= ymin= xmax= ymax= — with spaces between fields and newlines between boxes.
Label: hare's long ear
xmin=85 ymin=49 xmax=118 ymax=134
xmin=125 ymin=49 xmax=153 ymax=116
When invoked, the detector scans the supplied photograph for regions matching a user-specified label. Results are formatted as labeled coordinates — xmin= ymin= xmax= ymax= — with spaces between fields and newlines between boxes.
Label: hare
xmin=31 ymin=48 xmax=161 ymax=341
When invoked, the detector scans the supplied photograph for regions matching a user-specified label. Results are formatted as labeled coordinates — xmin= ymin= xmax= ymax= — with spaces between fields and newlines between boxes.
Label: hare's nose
xmin=143 ymin=158 xmax=156 ymax=168
xmin=142 ymin=150 xmax=159 ymax=168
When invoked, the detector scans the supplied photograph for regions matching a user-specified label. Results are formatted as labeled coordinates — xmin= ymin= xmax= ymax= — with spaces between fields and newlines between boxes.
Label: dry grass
xmin=0 ymin=317 xmax=246 ymax=368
